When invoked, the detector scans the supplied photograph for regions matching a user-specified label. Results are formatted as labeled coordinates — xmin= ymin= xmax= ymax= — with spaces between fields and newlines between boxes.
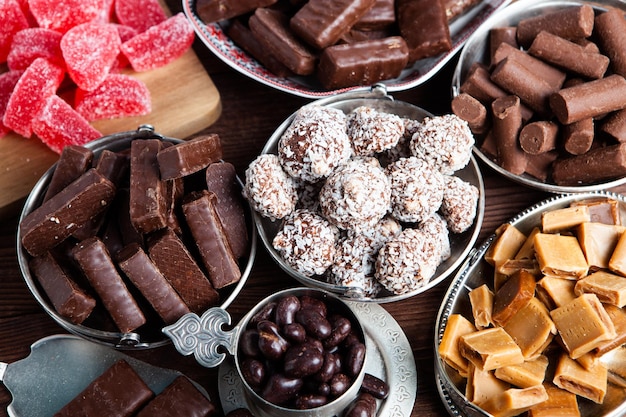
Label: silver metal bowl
xmin=17 ymin=125 xmax=257 ymax=349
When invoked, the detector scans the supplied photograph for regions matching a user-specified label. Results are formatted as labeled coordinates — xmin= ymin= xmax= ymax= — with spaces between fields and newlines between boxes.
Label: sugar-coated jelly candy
xmin=75 ymin=74 xmax=151 ymax=121
xmin=7 ymin=27 xmax=63 ymax=71
xmin=28 ymin=0 xmax=108 ymax=33
xmin=114 ymin=0 xmax=168 ymax=34
xmin=0 ymin=0 xmax=29 ymax=62
xmin=0 ymin=70 xmax=23 ymax=138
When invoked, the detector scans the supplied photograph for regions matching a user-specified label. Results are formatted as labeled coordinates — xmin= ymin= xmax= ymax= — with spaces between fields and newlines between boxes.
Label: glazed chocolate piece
xmin=94 ymin=149 xmax=129 ymax=186
xmin=182 ymin=190 xmax=241 ymax=289
xmin=317 ymin=37 xmax=409 ymax=90
xmin=249 ymin=8 xmax=317 ymax=76
xmin=21 ymin=169 xmax=116 ymax=257
xmin=72 ymin=237 xmax=146 ymax=333
xmin=289 ymin=0 xmax=377 ymax=50
xmin=157 ymin=134 xmax=223 ymax=180
xmin=136 ymin=376 xmax=217 ymax=417
xmin=552 ymin=143 xmax=626 ymax=186
xmin=205 ymin=161 xmax=249 ymax=259
xmin=396 ymin=0 xmax=451 ymax=62
xmin=196 ymin=0 xmax=278 ymax=24
xmin=43 ymin=145 xmax=93 ymax=202
xmin=54 ymin=360 xmax=153 ymax=417
xmin=492 ymin=95 xmax=526 ymax=176
xmin=118 ymin=243 xmax=191 ymax=325
xmin=29 ymin=252 xmax=96 ymax=325
xmin=129 ymin=139 xmax=167 ymax=234
xmin=516 ymin=4 xmax=595 ymax=47
xmin=353 ymin=0 xmax=395 ymax=31
xmin=148 ymin=228 xmax=220 ymax=313
xmin=595 ymin=8 xmax=626 ymax=78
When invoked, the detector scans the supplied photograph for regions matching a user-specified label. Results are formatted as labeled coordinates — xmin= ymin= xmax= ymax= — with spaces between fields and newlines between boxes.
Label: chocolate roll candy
xmin=157 ymin=133 xmax=223 ymax=180
xmin=525 ymin=150 xmax=558 ymax=182
xmin=118 ymin=243 xmax=191 ymax=325
xmin=397 ymin=0 xmax=452 ymax=63
xmin=353 ymin=0 xmax=395 ymax=31
xmin=129 ymin=139 xmax=167 ymax=234
xmin=489 ymin=27 xmax=518 ymax=65
xmin=54 ymin=360 xmax=153 ymax=417
xmin=550 ymin=74 xmax=626 ymax=125
xmin=451 ymin=92 xmax=488 ymax=134
xmin=515 ymin=4 xmax=595 ymax=47
xmin=196 ymin=0 xmax=278 ymax=24
xmin=136 ymin=376 xmax=217 ymax=417
xmin=461 ymin=64 xmax=508 ymax=103
xmin=182 ymin=190 xmax=241 ymax=289
xmin=72 ymin=237 xmax=147 ymax=333
xmin=249 ymin=8 xmax=317 ymax=76
xmin=289 ymin=0 xmax=377 ymax=50
xmin=43 ymin=145 xmax=93 ymax=202
xmin=491 ymin=95 xmax=527 ymax=176
xmin=519 ymin=120 xmax=558 ymax=155
xmin=21 ymin=169 xmax=116 ymax=257
xmin=600 ymin=108 xmax=626 ymax=142
xmin=317 ymin=36 xmax=409 ymax=90
xmin=563 ymin=117 xmax=594 ymax=155
xmin=148 ymin=228 xmax=220 ymax=313
xmin=29 ymin=252 xmax=96 ymax=325
xmin=594 ymin=8 xmax=626 ymax=78
xmin=205 ymin=161 xmax=249 ymax=259
xmin=552 ymin=142 xmax=626 ymax=186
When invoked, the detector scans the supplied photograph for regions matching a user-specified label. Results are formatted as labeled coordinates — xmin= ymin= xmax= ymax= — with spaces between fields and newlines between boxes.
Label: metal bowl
xmin=251 ymin=86 xmax=485 ymax=303
xmin=16 ymin=125 xmax=257 ymax=349
xmin=434 ymin=191 xmax=626 ymax=417
xmin=452 ymin=0 xmax=626 ymax=193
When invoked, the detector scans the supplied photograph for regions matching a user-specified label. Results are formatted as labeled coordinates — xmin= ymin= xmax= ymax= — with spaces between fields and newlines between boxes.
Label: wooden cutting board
xmin=0 ymin=2 xmax=222 ymax=218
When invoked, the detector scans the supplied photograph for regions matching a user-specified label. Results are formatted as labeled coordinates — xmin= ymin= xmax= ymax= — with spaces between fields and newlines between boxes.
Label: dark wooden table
xmin=1 ymin=3 xmax=625 ymax=416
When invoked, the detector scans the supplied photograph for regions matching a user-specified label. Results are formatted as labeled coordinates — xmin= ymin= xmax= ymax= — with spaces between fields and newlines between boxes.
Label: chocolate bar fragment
xmin=196 ymin=0 xmax=278 ymax=24
xmin=182 ymin=190 xmax=241 ymax=289
xmin=516 ymin=4 xmax=595 ymax=47
xmin=396 ymin=0 xmax=452 ymax=62
xmin=593 ymin=8 xmax=626 ymax=77
xmin=136 ymin=376 xmax=217 ymax=417
xmin=73 ymin=237 xmax=146 ymax=333
xmin=289 ymin=0 xmax=376 ymax=50
xmin=54 ymin=360 xmax=153 ymax=417
xmin=43 ymin=145 xmax=93 ymax=202
xmin=118 ymin=243 xmax=191 ymax=325
xmin=492 ymin=95 xmax=526 ymax=176
xmin=317 ymin=36 xmax=409 ymax=90
xmin=353 ymin=0 xmax=395 ymax=31
xmin=148 ymin=228 xmax=220 ymax=313
xmin=21 ymin=169 xmax=116 ymax=257
xmin=157 ymin=134 xmax=223 ymax=180
xmin=29 ymin=252 xmax=96 ymax=325
xmin=129 ymin=139 xmax=167 ymax=234
xmin=552 ymin=143 xmax=626 ymax=186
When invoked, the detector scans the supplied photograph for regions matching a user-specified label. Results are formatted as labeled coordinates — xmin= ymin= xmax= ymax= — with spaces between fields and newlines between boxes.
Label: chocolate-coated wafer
xmin=196 ymin=0 xmax=278 ymax=24
xmin=519 ymin=120 xmax=558 ymax=155
xmin=397 ymin=0 xmax=451 ymax=62
xmin=594 ymin=8 xmax=626 ymax=78
xmin=492 ymin=95 xmax=526 ymax=176
xmin=552 ymin=142 xmax=626 ymax=185
xmin=353 ymin=0 xmax=395 ymax=31
xmin=157 ymin=134 xmax=223 ymax=180
xmin=516 ymin=4 xmax=594 ymax=47
xmin=129 ymin=139 xmax=167 ymax=234
xmin=136 ymin=376 xmax=217 ymax=417
xmin=43 ymin=145 xmax=94 ymax=202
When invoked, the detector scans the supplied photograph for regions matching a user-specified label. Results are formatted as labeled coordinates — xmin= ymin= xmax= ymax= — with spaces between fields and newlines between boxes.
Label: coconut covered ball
xmin=410 ymin=114 xmax=474 ymax=175
xmin=386 ymin=156 xmax=444 ymax=223
xmin=243 ymin=154 xmax=298 ymax=221
xmin=417 ymin=213 xmax=451 ymax=264
xmin=319 ymin=157 xmax=391 ymax=232
xmin=441 ymin=175 xmax=480 ymax=233
xmin=347 ymin=106 xmax=404 ymax=156
xmin=278 ymin=105 xmax=352 ymax=183
xmin=272 ymin=209 xmax=338 ymax=277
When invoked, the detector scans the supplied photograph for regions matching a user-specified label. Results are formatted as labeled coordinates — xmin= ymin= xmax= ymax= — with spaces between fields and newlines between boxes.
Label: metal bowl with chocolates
xmin=452 ymin=0 xmax=626 ymax=193
xmin=16 ymin=126 xmax=257 ymax=348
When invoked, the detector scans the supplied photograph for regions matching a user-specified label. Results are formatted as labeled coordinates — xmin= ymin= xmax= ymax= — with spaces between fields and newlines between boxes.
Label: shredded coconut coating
xmin=387 ymin=156 xmax=444 ymax=223
xmin=347 ymin=106 xmax=404 ymax=156
xmin=272 ymin=209 xmax=338 ymax=277
xmin=329 ymin=233 xmax=383 ymax=298
xmin=278 ymin=105 xmax=353 ymax=182
xmin=382 ymin=117 xmax=421 ymax=165
xmin=243 ymin=154 xmax=298 ymax=221
xmin=417 ymin=213 xmax=450 ymax=263
xmin=296 ymin=179 xmax=324 ymax=212
xmin=410 ymin=114 xmax=474 ymax=174
xmin=319 ymin=157 xmax=391 ymax=232
xmin=441 ymin=175 xmax=479 ymax=233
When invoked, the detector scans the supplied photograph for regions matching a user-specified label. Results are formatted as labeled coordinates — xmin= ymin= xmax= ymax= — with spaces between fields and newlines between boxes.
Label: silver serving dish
xmin=252 ymin=85 xmax=485 ymax=303
xmin=452 ymin=0 xmax=626 ymax=193
xmin=16 ymin=125 xmax=257 ymax=349
xmin=434 ymin=191 xmax=626 ymax=417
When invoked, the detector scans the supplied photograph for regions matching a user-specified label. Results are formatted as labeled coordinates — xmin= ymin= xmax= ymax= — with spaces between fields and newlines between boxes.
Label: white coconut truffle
xmin=347 ymin=106 xmax=404 ymax=156
xmin=417 ymin=213 xmax=450 ymax=263
xmin=330 ymin=233 xmax=383 ymax=298
xmin=441 ymin=175 xmax=479 ymax=233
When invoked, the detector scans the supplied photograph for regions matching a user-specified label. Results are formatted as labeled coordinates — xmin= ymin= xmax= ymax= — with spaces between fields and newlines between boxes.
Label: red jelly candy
xmin=61 ymin=22 xmax=121 ymax=92
xmin=75 ymin=74 xmax=151 ymax=121
xmin=32 ymin=95 xmax=102 ymax=154
xmin=1 ymin=0 xmax=29 ymax=63
xmin=120 ymin=13 xmax=195 ymax=72
xmin=0 ymin=70 xmax=23 ymax=138
xmin=3 ymin=58 xmax=65 ymax=138
xmin=7 ymin=28 xmax=64 ymax=71
xmin=111 ymin=24 xmax=138 ymax=70
xmin=114 ymin=0 xmax=167 ymax=34
xmin=28 ymin=0 xmax=109 ymax=33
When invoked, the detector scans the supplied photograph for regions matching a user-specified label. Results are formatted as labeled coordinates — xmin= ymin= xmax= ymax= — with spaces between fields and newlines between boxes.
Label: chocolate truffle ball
xmin=441 ymin=175 xmax=480 ymax=233
xmin=347 ymin=106 xmax=404 ymax=156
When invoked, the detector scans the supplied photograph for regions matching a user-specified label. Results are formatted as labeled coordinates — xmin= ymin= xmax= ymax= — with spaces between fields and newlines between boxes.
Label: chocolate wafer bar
xmin=43 ymin=145 xmax=93 ymax=202
xmin=353 ymin=0 xmax=395 ymax=31
xmin=157 ymin=134 xmax=223 ymax=180
xmin=129 ymin=139 xmax=166 ymax=234
xmin=397 ymin=0 xmax=451 ymax=62
xmin=136 ymin=376 xmax=217 ymax=417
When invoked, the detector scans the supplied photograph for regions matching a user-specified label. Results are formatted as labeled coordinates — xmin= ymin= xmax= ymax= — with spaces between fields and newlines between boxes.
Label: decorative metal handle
xmin=162 ymin=307 xmax=238 ymax=368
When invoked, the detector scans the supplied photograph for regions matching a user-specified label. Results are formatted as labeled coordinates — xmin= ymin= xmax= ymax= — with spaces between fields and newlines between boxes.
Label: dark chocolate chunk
xmin=136 ymin=376 xmax=217 ymax=417
xmin=129 ymin=139 xmax=167 ymax=234
xmin=94 ymin=149 xmax=129 ymax=186
xmin=43 ymin=145 xmax=93 ymax=202
xmin=157 ymin=134 xmax=223 ymax=180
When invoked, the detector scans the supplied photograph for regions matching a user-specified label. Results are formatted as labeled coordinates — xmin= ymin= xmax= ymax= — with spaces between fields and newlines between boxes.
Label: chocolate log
xmin=515 ymin=4 xmax=595 ymax=47
xmin=157 ymin=134 xmax=223 ymax=180
xmin=196 ymin=0 xmax=278 ymax=24
xmin=53 ymin=360 xmax=153 ymax=417
xmin=600 ymin=108 xmax=626 ymax=142
xmin=563 ymin=117 xmax=594 ymax=155
xmin=129 ymin=139 xmax=167 ymax=234
xmin=451 ymin=92 xmax=488 ymax=134
xmin=594 ymin=8 xmax=626 ymax=78
xmin=396 ymin=0 xmax=451 ymax=62
xmin=72 ymin=237 xmax=146 ymax=333
xmin=489 ymin=27 xmax=518 ymax=66
xmin=525 ymin=151 xmax=558 ymax=182
xmin=552 ymin=143 xmax=626 ymax=186
xmin=519 ymin=120 xmax=558 ymax=155
xmin=43 ymin=145 xmax=93 ymax=202
xmin=491 ymin=95 xmax=526 ymax=176
xmin=136 ymin=376 xmax=217 ymax=417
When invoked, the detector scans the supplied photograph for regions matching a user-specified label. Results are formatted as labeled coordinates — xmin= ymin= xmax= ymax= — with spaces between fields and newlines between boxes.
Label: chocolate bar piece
xmin=353 ymin=0 xmax=395 ymax=31
xmin=317 ymin=36 xmax=409 ymax=90
xmin=516 ymin=4 xmax=595 ymax=47
xmin=196 ymin=0 xmax=278 ymax=24
xmin=43 ymin=145 xmax=93 ymax=202
xmin=552 ymin=143 xmax=626 ymax=186
xmin=595 ymin=8 xmax=626 ymax=78
xmin=289 ymin=0 xmax=376 ymax=50
xmin=136 ymin=376 xmax=217 ymax=417
xmin=182 ymin=190 xmax=241 ymax=289
xmin=73 ymin=237 xmax=146 ymax=333
xmin=148 ymin=228 xmax=220 ymax=313
xmin=118 ymin=243 xmax=191 ymax=325
xmin=205 ymin=161 xmax=249 ymax=259
xmin=54 ymin=360 xmax=153 ymax=417
xmin=21 ymin=169 xmax=116 ymax=257
xmin=396 ymin=0 xmax=451 ymax=62
xmin=157 ymin=134 xmax=223 ymax=180
xmin=130 ymin=139 xmax=167 ymax=234
xmin=29 ymin=252 xmax=96 ymax=325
